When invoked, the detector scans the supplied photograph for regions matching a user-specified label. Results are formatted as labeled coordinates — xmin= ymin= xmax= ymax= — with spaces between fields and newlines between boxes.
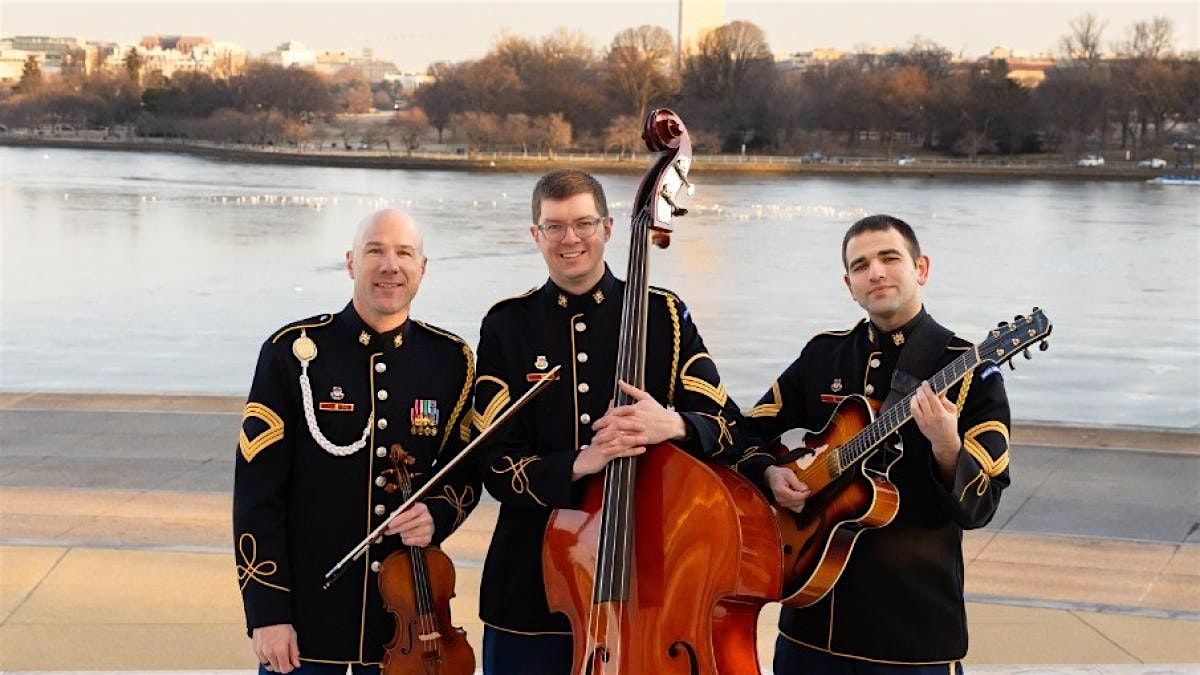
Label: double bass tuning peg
xmin=1039 ymin=340 xmax=1050 ymax=352
xmin=1023 ymin=349 xmax=1033 ymax=360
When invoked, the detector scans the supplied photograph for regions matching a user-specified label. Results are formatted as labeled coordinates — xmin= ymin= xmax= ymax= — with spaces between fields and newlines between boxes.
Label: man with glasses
xmin=466 ymin=169 xmax=746 ymax=674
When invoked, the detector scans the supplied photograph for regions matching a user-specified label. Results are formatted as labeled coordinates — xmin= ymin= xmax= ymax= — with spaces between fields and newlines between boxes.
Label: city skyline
xmin=3 ymin=0 xmax=1198 ymax=72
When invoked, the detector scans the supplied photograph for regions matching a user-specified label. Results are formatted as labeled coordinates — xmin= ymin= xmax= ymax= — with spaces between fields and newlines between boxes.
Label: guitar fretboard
xmin=834 ymin=347 xmax=981 ymax=474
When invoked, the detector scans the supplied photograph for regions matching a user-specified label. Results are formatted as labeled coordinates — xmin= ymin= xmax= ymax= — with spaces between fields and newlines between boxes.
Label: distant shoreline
xmin=0 ymin=136 xmax=1175 ymax=181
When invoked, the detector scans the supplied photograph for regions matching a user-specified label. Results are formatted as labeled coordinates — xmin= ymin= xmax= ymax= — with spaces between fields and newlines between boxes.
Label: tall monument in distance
xmin=677 ymin=0 xmax=726 ymax=57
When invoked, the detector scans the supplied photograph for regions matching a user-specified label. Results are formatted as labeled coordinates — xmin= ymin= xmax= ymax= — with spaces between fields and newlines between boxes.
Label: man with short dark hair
xmin=468 ymin=169 xmax=746 ymax=674
xmin=234 ymin=209 xmax=479 ymax=675
xmin=740 ymin=214 xmax=1012 ymax=674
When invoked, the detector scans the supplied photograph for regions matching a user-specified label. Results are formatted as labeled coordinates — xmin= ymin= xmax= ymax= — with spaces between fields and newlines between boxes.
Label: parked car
xmin=896 ymin=154 xmax=918 ymax=166
xmin=801 ymin=151 xmax=826 ymax=164
xmin=1077 ymin=155 xmax=1105 ymax=167
xmin=1137 ymin=157 xmax=1167 ymax=168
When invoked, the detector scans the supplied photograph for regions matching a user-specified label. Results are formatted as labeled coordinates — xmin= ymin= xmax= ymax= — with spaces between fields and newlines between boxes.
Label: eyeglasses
xmin=536 ymin=216 xmax=608 ymax=242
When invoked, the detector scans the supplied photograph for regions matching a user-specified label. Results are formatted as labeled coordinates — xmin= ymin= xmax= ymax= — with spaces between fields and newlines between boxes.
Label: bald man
xmin=234 ymin=209 xmax=479 ymax=675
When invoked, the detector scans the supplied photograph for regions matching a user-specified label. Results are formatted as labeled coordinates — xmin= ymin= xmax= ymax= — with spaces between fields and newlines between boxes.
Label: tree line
xmin=2 ymin=14 xmax=1196 ymax=159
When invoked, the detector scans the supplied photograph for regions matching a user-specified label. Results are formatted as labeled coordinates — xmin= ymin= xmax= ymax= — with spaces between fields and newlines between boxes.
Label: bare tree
xmin=682 ymin=20 xmax=774 ymax=147
xmin=1119 ymin=16 xmax=1174 ymax=60
xmin=605 ymin=25 xmax=678 ymax=122
xmin=1060 ymin=13 xmax=1107 ymax=67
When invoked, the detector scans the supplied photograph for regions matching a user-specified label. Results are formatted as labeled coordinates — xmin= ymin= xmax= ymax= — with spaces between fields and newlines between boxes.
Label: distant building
xmin=262 ymin=41 xmax=316 ymax=69
xmin=383 ymin=71 xmax=432 ymax=94
xmin=131 ymin=35 xmax=246 ymax=79
xmin=775 ymin=47 xmax=844 ymax=72
xmin=678 ymin=0 xmax=725 ymax=56
xmin=1 ymin=36 xmax=95 ymax=78
xmin=982 ymin=46 xmax=1055 ymax=88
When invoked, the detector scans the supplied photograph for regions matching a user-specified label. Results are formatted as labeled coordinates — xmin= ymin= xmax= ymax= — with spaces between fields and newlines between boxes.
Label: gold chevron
xmin=239 ymin=402 xmax=284 ymax=462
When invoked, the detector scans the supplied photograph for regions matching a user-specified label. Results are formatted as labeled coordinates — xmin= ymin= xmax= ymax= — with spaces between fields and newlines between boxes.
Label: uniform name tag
xmin=526 ymin=371 xmax=562 ymax=382
xmin=318 ymin=402 xmax=355 ymax=412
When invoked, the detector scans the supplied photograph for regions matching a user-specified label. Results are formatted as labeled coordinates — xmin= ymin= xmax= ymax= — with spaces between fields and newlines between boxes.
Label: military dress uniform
xmin=738 ymin=308 xmax=1011 ymax=668
xmin=469 ymin=266 xmax=746 ymax=639
xmin=233 ymin=303 xmax=478 ymax=666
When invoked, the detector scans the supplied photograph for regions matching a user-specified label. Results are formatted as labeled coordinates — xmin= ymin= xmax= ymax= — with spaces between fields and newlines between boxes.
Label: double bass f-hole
xmin=377 ymin=444 xmax=475 ymax=675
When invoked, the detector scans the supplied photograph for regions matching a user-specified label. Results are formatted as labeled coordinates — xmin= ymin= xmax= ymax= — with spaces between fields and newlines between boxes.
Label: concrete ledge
xmin=3 ymin=392 xmax=1196 ymax=454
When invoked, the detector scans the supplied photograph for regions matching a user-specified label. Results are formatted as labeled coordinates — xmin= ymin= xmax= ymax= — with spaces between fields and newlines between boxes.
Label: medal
xmin=292 ymin=331 xmax=317 ymax=362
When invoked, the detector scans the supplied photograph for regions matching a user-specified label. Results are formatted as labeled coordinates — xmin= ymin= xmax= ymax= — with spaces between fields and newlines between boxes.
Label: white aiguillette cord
xmin=322 ymin=364 xmax=563 ymax=590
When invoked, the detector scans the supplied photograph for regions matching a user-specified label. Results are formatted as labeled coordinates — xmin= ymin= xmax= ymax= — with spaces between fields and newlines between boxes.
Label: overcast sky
xmin=3 ymin=0 xmax=1197 ymax=71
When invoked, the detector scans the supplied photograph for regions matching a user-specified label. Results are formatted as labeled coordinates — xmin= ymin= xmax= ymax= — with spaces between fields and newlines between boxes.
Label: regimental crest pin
xmin=534 ymin=355 xmax=549 ymax=370
xmin=830 ymin=378 xmax=843 ymax=393
xmin=411 ymin=399 xmax=440 ymax=437
xmin=892 ymin=332 xmax=906 ymax=346
xmin=330 ymin=386 xmax=345 ymax=401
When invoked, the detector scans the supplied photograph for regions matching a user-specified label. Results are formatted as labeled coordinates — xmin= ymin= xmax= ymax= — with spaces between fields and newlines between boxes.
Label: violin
xmin=541 ymin=109 xmax=782 ymax=674
xmin=378 ymin=444 xmax=475 ymax=675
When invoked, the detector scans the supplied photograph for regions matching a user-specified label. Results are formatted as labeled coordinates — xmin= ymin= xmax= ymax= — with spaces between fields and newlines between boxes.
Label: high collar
xmin=868 ymin=306 xmax=928 ymax=352
xmin=540 ymin=265 xmax=621 ymax=312
xmin=335 ymin=301 xmax=411 ymax=351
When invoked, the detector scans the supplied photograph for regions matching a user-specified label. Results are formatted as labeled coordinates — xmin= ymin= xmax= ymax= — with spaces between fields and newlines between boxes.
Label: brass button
xmin=374 ymin=504 xmax=386 ymax=516
xmin=578 ymin=382 xmax=589 ymax=394
xmin=865 ymin=384 xmax=875 ymax=395
xmin=575 ymin=321 xmax=586 ymax=332
xmin=580 ymin=413 xmax=591 ymax=425
xmin=370 ymin=561 xmax=382 ymax=572
xmin=577 ymin=352 xmax=588 ymax=363
xmin=377 ymin=390 xmax=388 ymax=401
xmin=375 ymin=362 xmax=387 ymax=373
xmin=376 ymin=446 xmax=387 ymax=458
xmin=375 ymin=476 xmax=387 ymax=487
xmin=869 ymin=358 xmax=881 ymax=368
xmin=377 ymin=418 xmax=388 ymax=430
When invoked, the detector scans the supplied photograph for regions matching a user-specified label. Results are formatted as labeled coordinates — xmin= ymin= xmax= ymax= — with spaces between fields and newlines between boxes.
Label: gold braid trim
xmin=679 ymin=353 xmax=728 ymax=407
xmin=748 ymin=380 xmax=783 ymax=418
xmin=955 ymin=368 xmax=975 ymax=414
xmin=269 ymin=315 xmax=333 ymax=343
xmin=735 ymin=447 xmax=774 ymax=468
xmin=442 ymin=344 xmax=475 ymax=451
xmin=692 ymin=412 xmax=733 ymax=456
xmin=492 ymin=456 xmax=547 ymax=506
xmin=236 ymin=533 xmax=289 ymax=592
xmin=471 ymin=376 xmax=511 ymax=433
xmin=959 ymin=420 xmax=1011 ymax=501
xmin=429 ymin=485 xmax=476 ymax=530
xmin=663 ymin=293 xmax=681 ymax=406
xmin=239 ymin=403 xmax=284 ymax=462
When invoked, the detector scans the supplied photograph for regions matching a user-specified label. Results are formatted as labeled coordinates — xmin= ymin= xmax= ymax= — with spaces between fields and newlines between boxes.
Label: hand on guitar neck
xmin=910 ymin=380 xmax=962 ymax=486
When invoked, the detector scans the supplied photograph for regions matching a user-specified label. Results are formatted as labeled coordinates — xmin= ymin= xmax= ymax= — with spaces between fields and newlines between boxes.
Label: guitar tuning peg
xmin=998 ymin=320 xmax=1009 ymax=328
xmin=1023 ymin=349 xmax=1033 ymax=360
xmin=1014 ymin=315 xmax=1023 ymax=323
xmin=1032 ymin=306 xmax=1040 ymax=312
xmin=1008 ymin=360 xmax=1016 ymax=370
xmin=1039 ymin=340 xmax=1050 ymax=351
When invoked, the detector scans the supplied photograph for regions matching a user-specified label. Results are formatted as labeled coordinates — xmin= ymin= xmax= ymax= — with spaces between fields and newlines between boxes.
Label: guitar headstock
xmin=977 ymin=307 xmax=1052 ymax=369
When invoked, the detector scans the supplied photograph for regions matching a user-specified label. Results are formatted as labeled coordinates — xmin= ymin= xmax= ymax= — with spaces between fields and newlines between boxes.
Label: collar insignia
xmin=358 ymin=331 xmax=371 ymax=346
xmin=557 ymin=293 xmax=568 ymax=308
xmin=592 ymin=290 xmax=605 ymax=304
xmin=393 ymin=333 xmax=404 ymax=348
xmin=892 ymin=332 xmax=906 ymax=346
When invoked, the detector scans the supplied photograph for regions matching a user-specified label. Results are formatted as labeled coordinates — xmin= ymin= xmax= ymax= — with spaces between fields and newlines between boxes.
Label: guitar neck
xmin=835 ymin=347 xmax=981 ymax=474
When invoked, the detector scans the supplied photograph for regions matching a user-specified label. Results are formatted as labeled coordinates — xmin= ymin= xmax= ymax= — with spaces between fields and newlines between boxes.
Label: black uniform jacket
xmin=470 ymin=266 xmax=746 ymax=634
xmin=233 ymin=303 xmax=478 ymax=664
xmin=738 ymin=309 xmax=1011 ymax=664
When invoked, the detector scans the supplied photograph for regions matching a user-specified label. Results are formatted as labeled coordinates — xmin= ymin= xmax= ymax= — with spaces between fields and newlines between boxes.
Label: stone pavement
xmin=0 ymin=393 xmax=1197 ymax=673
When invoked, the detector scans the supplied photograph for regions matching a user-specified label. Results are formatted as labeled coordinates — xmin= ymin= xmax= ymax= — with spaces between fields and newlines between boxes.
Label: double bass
xmin=542 ymin=109 xmax=782 ymax=675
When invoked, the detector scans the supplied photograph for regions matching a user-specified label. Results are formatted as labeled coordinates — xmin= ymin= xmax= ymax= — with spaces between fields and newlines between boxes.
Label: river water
xmin=1 ymin=146 xmax=1197 ymax=428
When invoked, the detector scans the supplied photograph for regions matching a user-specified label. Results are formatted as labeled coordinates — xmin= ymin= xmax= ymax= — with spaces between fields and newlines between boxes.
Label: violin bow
xmin=323 ymin=364 xmax=562 ymax=589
